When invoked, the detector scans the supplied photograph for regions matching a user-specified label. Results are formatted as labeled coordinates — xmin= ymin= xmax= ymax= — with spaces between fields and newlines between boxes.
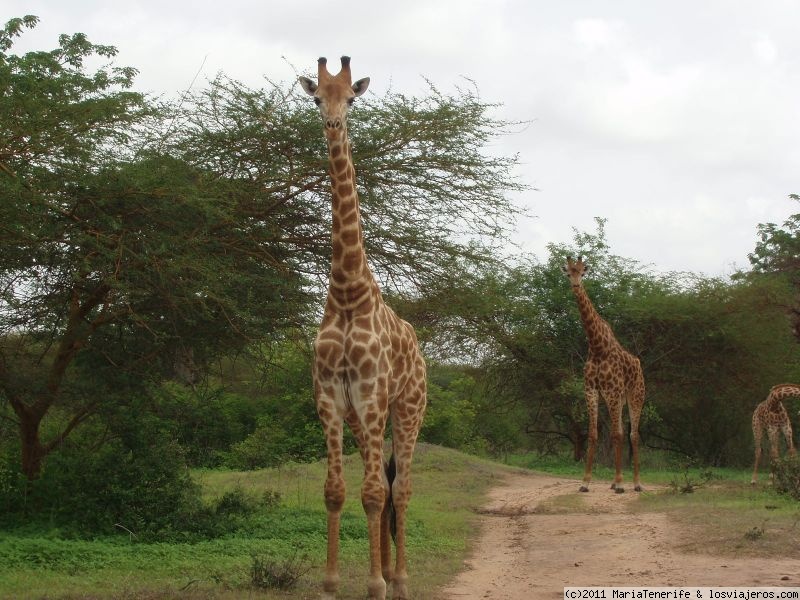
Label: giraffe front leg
xmin=751 ymin=423 xmax=763 ymax=485
xmin=320 ymin=414 xmax=345 ymax=599
xmin=581 ymin=387 xmax=599 ymax=492
xmin=610 ymin=435 xmax=625 ymax=492
xmin=608 ymin=398 xmax=625 ymax=493
xmin=767 ymin=426 xmax=780 ymax=483
xmin=782 ymin=421 xmax=796 ymax=456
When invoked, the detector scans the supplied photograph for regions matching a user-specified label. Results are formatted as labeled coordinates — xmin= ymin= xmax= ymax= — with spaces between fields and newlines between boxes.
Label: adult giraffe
xmin=299 ymin=56 xmax=427 ymax=600
xmin=562 ymin=256 xmax=645 ymax=493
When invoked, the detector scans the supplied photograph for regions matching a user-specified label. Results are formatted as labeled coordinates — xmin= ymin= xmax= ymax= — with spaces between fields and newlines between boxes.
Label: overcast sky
xmin=7 ymin=1 xmax=799 ymax=276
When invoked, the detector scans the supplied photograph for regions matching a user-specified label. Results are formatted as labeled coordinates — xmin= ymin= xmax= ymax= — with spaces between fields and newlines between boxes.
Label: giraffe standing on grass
xmin=751 ymin=383 xmax=799 ymax=484
xmin=562 ymin=256 xmax=645 ymax=493
xmin=299 ymin=56 xmax=426 ymax=600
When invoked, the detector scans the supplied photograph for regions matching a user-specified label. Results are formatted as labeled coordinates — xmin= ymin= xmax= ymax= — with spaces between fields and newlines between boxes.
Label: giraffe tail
xmin=385 ymin=453 xmax=397 ymax=543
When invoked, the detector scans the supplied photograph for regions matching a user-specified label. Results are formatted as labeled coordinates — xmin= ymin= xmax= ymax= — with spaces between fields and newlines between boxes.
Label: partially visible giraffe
xmin=562 ymin=256 xmax=645 ymax=493
xmin=299 ymin=57 xmax=427 ymax=600
xmin=751 ymin=383 xmax=799 ymax=484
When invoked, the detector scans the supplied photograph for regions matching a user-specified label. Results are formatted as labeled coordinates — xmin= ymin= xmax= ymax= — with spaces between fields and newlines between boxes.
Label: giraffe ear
xmin=298 ymin=76 xmax=317 ymax=96
xmin=352 ymin=77 xmax=370 ymax=97
xmin=583 ymin=265 xmax=590 ymax=274
xmin=561 ymin=264 xmax=569 ymax=273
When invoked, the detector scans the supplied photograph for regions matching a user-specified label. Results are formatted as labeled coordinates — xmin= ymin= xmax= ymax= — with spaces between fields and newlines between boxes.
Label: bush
xmin=773 ymin=455 xmax=800 ymax=500
xmin=17 ymin=435 xmax=205 ymax=540
xmin=225 ymin=401 xmax=327 ymax=470
xmin=249 ymin=550 xmax=312 ymax=590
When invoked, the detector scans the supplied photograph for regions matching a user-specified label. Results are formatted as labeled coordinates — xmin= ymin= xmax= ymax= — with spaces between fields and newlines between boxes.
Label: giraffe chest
xmin=314 ymin=306 xmax=398 ymax=379
xmin=585 ymin=349 xmax=640 ymax=390
xmin=313 ymin=307 xmax=417 ymax=402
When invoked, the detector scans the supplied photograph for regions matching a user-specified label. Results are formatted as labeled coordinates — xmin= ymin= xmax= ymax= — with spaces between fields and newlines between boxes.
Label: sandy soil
xmin=440 ymin=471 xmax=800 ymax=600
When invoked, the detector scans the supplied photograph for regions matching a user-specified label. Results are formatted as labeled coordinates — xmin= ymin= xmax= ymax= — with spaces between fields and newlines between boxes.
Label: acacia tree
xmin=0 ymin=18 xmax=313 ymax=479
xmin=0 ymin=18 xmax=526 ymax=479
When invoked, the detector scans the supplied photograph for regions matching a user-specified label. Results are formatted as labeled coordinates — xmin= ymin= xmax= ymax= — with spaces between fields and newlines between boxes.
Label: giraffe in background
xmin=751 ymin=383 xmax=799 ymax=484
xmin=562 ymin=256 xmax=645 ymax=493
xmin=299 ymin=56 xmax=426 ymax=600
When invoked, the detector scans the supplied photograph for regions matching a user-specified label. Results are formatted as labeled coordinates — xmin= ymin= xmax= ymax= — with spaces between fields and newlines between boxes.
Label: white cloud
xmin=572 ymin=17 xmax=624 ymax=50
xmin=752 ymin=33 xmax=778 ymax=65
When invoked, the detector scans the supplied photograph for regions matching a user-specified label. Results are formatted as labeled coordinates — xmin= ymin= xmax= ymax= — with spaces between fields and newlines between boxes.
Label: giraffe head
xmin=298 ymin=56 xmax=370 ymax=139
xmin=561 ymin=255 xmax=589 ymax=287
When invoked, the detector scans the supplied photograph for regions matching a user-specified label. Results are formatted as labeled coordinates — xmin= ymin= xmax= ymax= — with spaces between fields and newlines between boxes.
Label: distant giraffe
xmin=299 ymin=57 xmax=426 ymax=600
xmin=562 ymin=256 xmax=645 ymax=493
xmin=751 ymin=383 xmax=799 ymax=484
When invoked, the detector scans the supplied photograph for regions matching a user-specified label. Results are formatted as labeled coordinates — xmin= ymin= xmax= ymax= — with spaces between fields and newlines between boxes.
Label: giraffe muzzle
xmin=325 ymin=118 xmax=343 ymax=130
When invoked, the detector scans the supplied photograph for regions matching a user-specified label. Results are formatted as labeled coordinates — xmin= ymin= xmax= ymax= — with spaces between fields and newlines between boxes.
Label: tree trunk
xmin=19 ymin=412 xmax=47 ymax=481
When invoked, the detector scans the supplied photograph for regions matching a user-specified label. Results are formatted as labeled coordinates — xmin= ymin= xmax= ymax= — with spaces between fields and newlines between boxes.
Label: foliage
xmin=772 ymin=455 xmax=800 ymax=500
xmin=0 ymin=421 xmax=206 ymax=540
xmin=746 ymin=194 xmax=800 ymax=340
xmin=420 ymin=366 xmax=486 ymax=453
xmin=170 ymin=75 xmax=526 ymax=293
xmin=667 ymin=461 xmax=716 ymax=494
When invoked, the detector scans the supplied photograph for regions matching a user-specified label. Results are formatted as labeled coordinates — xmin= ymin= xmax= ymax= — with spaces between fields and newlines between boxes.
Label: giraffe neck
xmin=325 ymin=131 xmax=376 ymax=310
xmin=572 ymin=283 xmax=615 ymax=356
xmin=769 ymin=383 xmax=800 ymax=403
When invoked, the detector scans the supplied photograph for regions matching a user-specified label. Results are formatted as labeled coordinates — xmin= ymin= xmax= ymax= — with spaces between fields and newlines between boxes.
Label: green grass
xmin=633 ymin=479 xmax=800 ymax=558
xmin=503 ymin=450 xmax=756 ymax=486
xmin=0 ymin=444 xmax=512 ymax=600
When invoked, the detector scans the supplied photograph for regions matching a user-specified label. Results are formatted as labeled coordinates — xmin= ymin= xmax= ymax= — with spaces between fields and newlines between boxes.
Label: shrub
xmin=249 ymin=550 xmax=311 ymax=590
xmin=773 ymin=455 xmax=800 ymax=500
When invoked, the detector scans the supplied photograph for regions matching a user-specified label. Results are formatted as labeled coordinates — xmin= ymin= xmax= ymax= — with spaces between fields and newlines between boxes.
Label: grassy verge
xmin=633 ymin=479 xmax=800 ymax=558
xmin=0 ymin=444 xmax=512 ymax=600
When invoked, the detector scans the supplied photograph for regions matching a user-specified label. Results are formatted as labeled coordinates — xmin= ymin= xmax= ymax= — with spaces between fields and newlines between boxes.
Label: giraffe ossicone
xmin=562 ymin=256 xmax=646 ymax=493
xmin=300 ymin=56 xmax=426 ymax=600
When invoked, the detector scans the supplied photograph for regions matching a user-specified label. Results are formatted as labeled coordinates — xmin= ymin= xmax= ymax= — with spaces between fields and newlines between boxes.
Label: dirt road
xmin=440 ymin=471 xmax=799 ymax=600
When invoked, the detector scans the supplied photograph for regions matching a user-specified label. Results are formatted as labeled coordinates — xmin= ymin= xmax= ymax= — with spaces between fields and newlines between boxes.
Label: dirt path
xmin=440 ymin=471 xmax=800 ymax=600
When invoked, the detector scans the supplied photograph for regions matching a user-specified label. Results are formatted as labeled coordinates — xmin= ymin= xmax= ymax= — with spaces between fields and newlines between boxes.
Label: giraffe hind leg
xmin=388 ymin=388 xmax=425 ymax=600
xmin=380 ymin=454 xmax=396 ymax=585
xmin=628 ymin=386 xmax=645 ymax=492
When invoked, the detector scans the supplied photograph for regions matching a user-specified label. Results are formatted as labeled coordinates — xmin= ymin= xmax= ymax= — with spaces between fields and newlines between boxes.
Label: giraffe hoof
xmin=634 ymin=485 xmax=643 ymax=492
xmin=614 ymin=486 xmax=625 ymax=494
xmin=579 ymin=485 xmax=590 ymax=493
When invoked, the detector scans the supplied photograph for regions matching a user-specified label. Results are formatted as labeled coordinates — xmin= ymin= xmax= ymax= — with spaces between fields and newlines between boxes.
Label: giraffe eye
xmin=347 ymin=97 xmax=354 ymax=106
xmin=314 ymin=97 xmax=322 ymax=106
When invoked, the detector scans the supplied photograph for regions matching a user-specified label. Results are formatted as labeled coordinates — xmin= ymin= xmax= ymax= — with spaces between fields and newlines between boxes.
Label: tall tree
xmin=0 ymin=18 xmax=310 ymax=479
